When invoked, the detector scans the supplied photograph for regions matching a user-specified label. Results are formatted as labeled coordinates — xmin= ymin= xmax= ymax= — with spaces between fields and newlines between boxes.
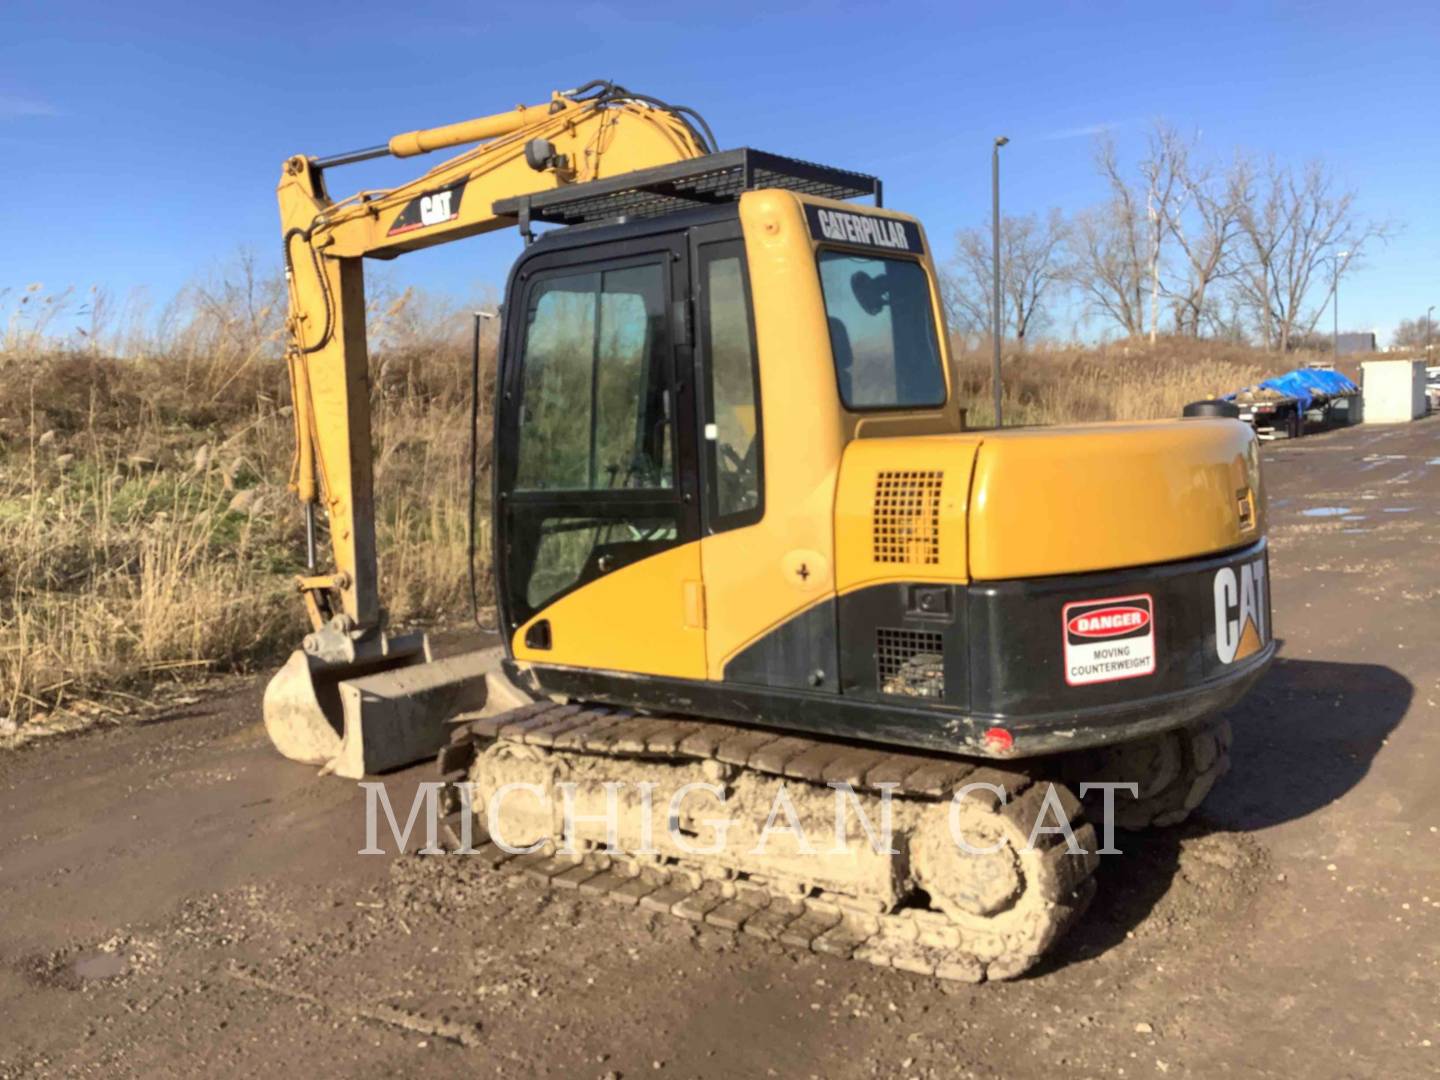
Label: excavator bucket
xmin=263 ymin=640 xmax=526 ymax=779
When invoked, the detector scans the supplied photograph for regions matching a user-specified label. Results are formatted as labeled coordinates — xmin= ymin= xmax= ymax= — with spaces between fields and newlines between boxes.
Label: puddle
xmin=1428 ymin=458 xmax=1440 ymax=466
xmin=1341 ymin=515 xmax=1366 ymax=521
xmin=1302 ymin=507 xmax=1351 ymax=518
xmin=1382 ymin=507 xmax=1415 ymax=514
xmin=71 ymin=952 xmax=128 ymax=981
xmin=1341 ymin=528 xmax=1370 ymax=535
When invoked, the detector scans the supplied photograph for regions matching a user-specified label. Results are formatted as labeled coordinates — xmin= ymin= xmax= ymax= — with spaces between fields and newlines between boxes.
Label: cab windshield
xmin=817 ymin=251 xmax=946 ymax=410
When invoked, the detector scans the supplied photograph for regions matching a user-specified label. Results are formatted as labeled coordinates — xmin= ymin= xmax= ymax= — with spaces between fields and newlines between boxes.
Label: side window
xmin=516 ymin=263 xmax=671 ymax=492
xmin=515 ymin=274 xmax=597 ymax=490
xmin=817 ymin=251 xmax=945 ymax=410
xmin=699 ymin=243 xmax=762 ymax=526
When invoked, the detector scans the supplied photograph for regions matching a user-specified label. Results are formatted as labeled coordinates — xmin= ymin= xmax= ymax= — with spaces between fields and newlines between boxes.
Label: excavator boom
xmin=267 ymin=83 xmax=713 ymax=776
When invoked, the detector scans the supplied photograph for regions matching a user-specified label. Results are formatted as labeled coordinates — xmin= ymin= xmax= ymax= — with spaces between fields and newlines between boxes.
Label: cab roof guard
xmin=493 ymin=147 xmax=882 ymax=237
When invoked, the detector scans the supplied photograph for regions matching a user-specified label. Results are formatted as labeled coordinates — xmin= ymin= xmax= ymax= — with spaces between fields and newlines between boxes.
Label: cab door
xmin=497 ymin=233 xmax=706 ymax=678
xmin=689 ymin=220 xmax=840 ymax=692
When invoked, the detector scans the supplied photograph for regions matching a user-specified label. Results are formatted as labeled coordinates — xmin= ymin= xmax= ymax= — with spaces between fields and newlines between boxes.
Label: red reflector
xmin=984 ymin=727 xmax=1014 ymax=752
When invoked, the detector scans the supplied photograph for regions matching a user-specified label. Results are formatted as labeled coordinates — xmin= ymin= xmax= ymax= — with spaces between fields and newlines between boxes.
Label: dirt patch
xmin=0 ymin=419 xmax=1436 ymax=1077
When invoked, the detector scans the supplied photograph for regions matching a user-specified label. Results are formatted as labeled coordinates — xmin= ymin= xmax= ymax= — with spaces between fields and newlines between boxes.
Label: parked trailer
xmin=1226 ymin=367 xmax=1360 ymax=440
xmin=1231 ymin=386 xmax=1303 ymax=440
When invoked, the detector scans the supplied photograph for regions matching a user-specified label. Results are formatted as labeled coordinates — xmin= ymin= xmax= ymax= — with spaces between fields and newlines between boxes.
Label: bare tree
xmin=1231 ymin=159 xmax=1391 ymax=351
xmin=1203 ymin=292 xmax=1253 ymax=344
xmin=1067 ymin=208 xmax=1145 ymax=337
xmin=1066 ymin=137 xmax=1148 ymax=338
xmin=1392 ymin=314 xmax=1437 ymax=351
xmin=1166 ymin=150 xmax=1247 ymax=337
xmin=945 ymin=210 xmax=1069 ymax=347
xmin=1137 ymin=124 xmax=1186 ymax=344
xmin=938 ymin=259 xmax=988 ymax=339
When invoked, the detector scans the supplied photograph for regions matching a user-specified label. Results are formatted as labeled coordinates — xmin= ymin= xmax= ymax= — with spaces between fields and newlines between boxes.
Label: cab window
xmin=507 ymin=258 xmax=682 ymax=618
xmin=515 ymin=264 xmax=672 ymax=491
xmin=817 ymin=251 xmax=945 ymax=410
xmin=698 ymin=242 xmax=762 ymax=527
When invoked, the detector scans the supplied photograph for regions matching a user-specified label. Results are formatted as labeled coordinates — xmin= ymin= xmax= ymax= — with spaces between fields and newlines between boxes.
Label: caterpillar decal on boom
xmin=267 ymin=81 xmax=1274 ymax=979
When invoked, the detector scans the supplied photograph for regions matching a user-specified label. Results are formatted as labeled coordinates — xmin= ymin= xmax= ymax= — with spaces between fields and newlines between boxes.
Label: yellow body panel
xmin=833 ymin=435 xmax=980 ymax=593
xmin=698 ymin=191 xmax=842 ymax=676
xmin=967 ymin=419 xmax=1262 ymax=580
xmin=512 ymin=543 xmax=707 ymax=679
xmin=699 ymin=192 xmax=962 ymax=676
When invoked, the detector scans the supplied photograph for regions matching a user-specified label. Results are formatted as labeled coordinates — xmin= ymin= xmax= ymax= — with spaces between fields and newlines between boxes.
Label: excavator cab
xmin=491 ymin=157 xmax=962 ymax=696
xmin=492 ymin=165 xmax=1272 ymax=761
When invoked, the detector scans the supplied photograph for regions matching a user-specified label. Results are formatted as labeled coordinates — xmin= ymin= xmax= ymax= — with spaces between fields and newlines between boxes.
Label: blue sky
xmin=3 ymin=0 xmax=1437 ymax=344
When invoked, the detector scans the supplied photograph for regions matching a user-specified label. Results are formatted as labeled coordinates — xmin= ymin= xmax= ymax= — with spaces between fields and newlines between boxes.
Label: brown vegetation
xmin=0 ymin=279 xmax=491 ymax=731
xmin=953 ymin=336 xmax=1273 ymax=427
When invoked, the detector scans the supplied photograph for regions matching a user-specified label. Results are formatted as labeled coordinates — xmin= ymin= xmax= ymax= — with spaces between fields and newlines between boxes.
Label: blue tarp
xmin=1226 ymin=368 xmax=1358 ymax=412
xmin=1300 ymin=368 xmax=1360 ymax=398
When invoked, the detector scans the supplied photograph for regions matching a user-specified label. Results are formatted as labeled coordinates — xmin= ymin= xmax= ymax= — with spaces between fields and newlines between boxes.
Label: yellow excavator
xmin=266 ymin=81 xmax=1274 ymax=981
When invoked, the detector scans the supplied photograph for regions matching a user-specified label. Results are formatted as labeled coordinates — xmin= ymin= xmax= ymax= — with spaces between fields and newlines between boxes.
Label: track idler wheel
xmin=908 ymin=784 xmax=1099 ymax=973
xmin=1058 ymin=717 xmax=1233 ymax=830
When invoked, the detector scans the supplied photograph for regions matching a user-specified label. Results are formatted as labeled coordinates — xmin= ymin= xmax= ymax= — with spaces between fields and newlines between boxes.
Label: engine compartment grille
xmin=872 ymin=470 xmax=944 ymax=565
xmin=876 ymin=628 xmax=945 ymax=699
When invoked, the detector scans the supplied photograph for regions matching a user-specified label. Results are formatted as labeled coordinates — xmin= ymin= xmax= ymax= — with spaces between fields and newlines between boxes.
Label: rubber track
xmin=437 ymin=702 xmax=1098 ymax=983
xmin=1056 ymin=716 xmax=1233 ymax=830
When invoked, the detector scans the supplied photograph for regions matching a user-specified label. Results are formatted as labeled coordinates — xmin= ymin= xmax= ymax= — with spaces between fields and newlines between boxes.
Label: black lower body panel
xmin=516 ymin=540 xmax=1275 ymax=759
xmin=511 ymin=647 xmax=1271 ymax=758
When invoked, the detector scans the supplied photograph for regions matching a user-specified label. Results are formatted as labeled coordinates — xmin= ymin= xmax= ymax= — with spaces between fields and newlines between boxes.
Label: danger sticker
xmin=1062 ymin=594 xmax=1156 ymax=686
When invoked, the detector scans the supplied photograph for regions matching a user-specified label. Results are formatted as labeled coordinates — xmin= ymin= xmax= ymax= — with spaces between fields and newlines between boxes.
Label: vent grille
xmin=876 ymin=628 xmax=945 ymax=699
xmin=872 ymin=470 xmax=944 ymax=565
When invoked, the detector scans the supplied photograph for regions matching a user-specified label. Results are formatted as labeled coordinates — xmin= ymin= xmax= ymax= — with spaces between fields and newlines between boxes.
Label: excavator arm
xmin=266 ymin=83 xmax=711 ymax=775
xmin=279 ymin=82 xmax=710 ymax=639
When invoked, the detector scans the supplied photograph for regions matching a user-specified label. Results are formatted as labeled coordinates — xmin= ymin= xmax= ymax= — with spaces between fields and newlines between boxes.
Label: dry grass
xmin=953 ymin=337 xmax=1291 ymax=428
xmin=1 ymin=280 xmax=493 ymax=730
xmin=0 ymin=276 xmax=1308 ymax=732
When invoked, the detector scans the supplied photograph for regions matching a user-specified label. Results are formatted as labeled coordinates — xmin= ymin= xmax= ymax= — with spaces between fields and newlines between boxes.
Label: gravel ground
xmin=1 ymin=417 xmax=1436 ymax=1078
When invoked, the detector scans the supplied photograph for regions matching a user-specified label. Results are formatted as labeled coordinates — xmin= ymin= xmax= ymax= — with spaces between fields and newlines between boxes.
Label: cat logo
xmin=1213 ymin=556 xmax=1268 ymax=664
xmin=418 ymin=190 xmax=454 ymax=226
xmin=386 ymin=180 xmax=466 ymax=236
xmin=803 ymin=205 xmax=924 ymax=254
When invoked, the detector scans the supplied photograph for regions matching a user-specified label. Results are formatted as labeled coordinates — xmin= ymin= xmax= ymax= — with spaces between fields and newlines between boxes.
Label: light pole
xmin=1331 ymin=250 xmax=1349 ymax=358
xmin=991 ymin=135 xmax=1009 ymax=426
xmin=1426 ymin=305 xmax=1434 ymax=355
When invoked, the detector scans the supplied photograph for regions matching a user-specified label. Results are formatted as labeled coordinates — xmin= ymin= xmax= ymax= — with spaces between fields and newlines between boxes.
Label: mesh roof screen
xmin=494 ymin=148 xmax=879 ymax=227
